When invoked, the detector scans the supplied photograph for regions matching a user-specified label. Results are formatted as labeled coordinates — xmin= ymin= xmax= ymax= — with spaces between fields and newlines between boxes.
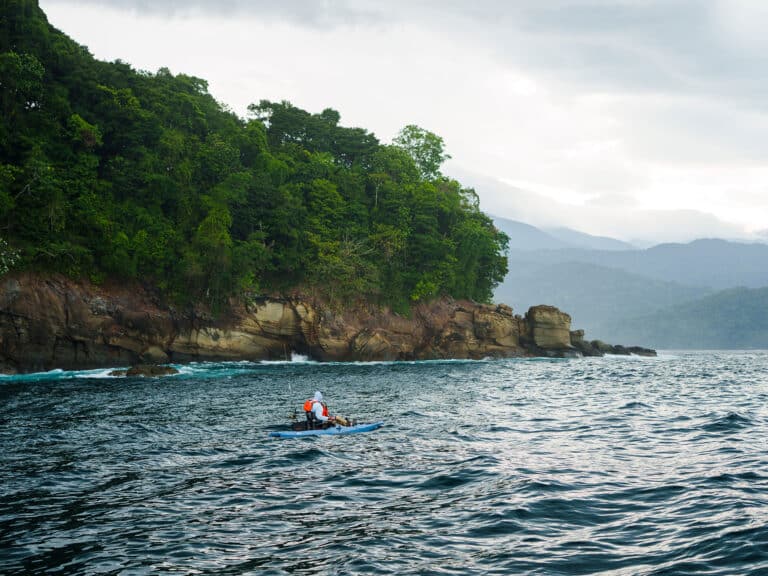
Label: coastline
xmin=0 ymin=273 xmax=655 ymax=374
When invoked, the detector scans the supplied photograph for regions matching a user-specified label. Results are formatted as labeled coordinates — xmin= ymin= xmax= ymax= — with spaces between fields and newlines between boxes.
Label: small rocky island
xmin=0 ymin=274 xmax=654 ymax=374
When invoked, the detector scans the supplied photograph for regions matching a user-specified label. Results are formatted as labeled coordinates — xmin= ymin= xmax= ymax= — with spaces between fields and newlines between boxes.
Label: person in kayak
xmin=303 ymin=391 xmax=351 ymax=429
xmin=304 ymin=391 xmax=337 ymax=429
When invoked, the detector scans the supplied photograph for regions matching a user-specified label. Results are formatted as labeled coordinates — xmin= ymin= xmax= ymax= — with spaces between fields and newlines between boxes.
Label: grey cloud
xmin=42 ymin=0 xmax=392 ymax=26
xmin=43 ymin=0 xmax=768 ymax=158
xmin=51 ymin=0 xmax=767 ymax=109
xmin=619 ymin=96 xmax=768 ymax=164
xmin=470 ymin=1 xmax=768 ymax=109
xmin=585 ymin=193 xmax=641 ymax=209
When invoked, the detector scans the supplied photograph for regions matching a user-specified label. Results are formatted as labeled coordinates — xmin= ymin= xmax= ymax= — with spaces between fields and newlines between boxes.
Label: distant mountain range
xmin=492 ymin=216 xmax=635 ymax=252
xmin=544 ymin=226 xmax=635 ymax=252
xmin=602 ymin=287 xmax=768 ymax=350
xmin=492 ymin=217 xmax=768 ymax=349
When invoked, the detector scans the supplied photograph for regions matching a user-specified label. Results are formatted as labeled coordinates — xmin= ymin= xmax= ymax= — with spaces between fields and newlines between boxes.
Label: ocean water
xmin=1 ymin=351 xmax=767 ymax=575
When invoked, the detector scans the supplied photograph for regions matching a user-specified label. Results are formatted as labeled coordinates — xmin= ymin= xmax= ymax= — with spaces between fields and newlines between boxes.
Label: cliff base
xmin=0 ymin=274 xmax=655 ymax=374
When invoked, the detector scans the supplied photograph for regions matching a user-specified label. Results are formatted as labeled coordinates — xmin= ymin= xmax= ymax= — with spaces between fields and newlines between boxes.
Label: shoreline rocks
xmin=569 ymin=330 xmax=656 ymax=357
xmin=0 ymin=273 xmax=656 ymax=374
xmin=109 ymin=364 xmax=180 ymax=377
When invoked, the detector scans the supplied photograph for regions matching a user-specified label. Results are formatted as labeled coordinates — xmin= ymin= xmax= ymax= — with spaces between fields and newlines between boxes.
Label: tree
xmin=0 ymin=0 xmax=511 ymax=311
xmin=393 ymin=124 xmax=451 ymax=181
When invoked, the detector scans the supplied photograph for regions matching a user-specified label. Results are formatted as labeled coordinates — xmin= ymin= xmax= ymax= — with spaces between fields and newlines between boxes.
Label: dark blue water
xmin=2 ymin=351 xmax=768 ymax=575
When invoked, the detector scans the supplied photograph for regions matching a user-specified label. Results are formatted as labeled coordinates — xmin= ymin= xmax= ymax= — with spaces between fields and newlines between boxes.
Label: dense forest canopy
xmin=0 ymin=0 xmax=508 ymax=311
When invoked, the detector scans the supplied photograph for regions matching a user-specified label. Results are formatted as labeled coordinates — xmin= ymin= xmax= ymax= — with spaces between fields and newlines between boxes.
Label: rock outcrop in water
xmin=0 ymin=274 xmax=655 ymax=373
xmin=108 ymin=364 xmax=180 ymax=377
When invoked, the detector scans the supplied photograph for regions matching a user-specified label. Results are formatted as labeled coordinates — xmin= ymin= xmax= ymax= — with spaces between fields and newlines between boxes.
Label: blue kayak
xmin=269 ymin=421 xmax=384 ymax=438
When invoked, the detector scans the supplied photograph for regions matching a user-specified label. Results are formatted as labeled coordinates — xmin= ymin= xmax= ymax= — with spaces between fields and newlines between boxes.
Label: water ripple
xmin=2 ymin=351 xmax=768 ymax=574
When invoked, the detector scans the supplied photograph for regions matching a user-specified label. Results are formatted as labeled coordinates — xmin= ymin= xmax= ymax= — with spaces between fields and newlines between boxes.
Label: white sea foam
xmin=75 ymin=368 xmax=125 ymax=379
xmin=0 ymin=368 xmax=65 ymax=382
xmin=261 ymin=352 xmax=315 ymax=364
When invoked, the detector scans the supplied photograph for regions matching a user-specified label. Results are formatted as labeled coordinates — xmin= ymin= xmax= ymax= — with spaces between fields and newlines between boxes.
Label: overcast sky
xmin=40 ymin=0 xmax=768 ymax=244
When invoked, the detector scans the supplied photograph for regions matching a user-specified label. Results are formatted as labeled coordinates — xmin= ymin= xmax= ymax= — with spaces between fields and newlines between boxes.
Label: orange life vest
xmin=303 ymin=399 xmax=328 ymax=417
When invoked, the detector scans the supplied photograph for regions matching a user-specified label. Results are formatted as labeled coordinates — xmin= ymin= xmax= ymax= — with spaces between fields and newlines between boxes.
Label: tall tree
xmin=393 ymin=124 xmax=451 ymax=181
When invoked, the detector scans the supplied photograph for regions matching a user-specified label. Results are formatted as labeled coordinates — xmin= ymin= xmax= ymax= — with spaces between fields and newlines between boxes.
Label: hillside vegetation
xmin=0 ymin=1 xmax=508 ymax=311
xmin=603 ymin=287 xmax=768 ymax=349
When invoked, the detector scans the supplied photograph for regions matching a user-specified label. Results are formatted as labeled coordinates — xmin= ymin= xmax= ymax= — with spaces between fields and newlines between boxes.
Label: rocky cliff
xmin=0 ymin=274 xmax=654 ymax=374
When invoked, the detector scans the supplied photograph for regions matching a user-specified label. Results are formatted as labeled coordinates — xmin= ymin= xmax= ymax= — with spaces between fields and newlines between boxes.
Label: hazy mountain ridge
xmin=542 ymin=226 xmax=635 ymax=251
xmin=602 ymin=287 xmax=768 ymax=349
xmin=504 ymin=240 xmax=768 ymax=290
xmin=493 ymin=215 xmax=637 ymax=252
xmin=491 ymin=216 xmax=573 ymax=251
xmin=493 ymin=218 xmax=768 ymax=348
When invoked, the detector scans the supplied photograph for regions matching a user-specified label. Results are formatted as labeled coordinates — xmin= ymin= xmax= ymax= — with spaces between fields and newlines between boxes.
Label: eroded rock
xmin=527 ymin=305 xmax=573 ymax=349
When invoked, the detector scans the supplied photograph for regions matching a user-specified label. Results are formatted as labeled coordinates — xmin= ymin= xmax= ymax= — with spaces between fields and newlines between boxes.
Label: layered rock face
xmin=523 ymin=305 xmax=573 ymax=349
xmin=0 ymin=274 xmax=653 ymax=374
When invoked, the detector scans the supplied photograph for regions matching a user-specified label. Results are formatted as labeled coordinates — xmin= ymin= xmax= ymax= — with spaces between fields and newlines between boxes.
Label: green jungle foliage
xmin=0 ymin=1 xmax=508 ymax=310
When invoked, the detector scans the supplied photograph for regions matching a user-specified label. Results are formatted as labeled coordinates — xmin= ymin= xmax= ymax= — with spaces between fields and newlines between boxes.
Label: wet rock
xmin=124 ymin=364 xmax=179 ymax=377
